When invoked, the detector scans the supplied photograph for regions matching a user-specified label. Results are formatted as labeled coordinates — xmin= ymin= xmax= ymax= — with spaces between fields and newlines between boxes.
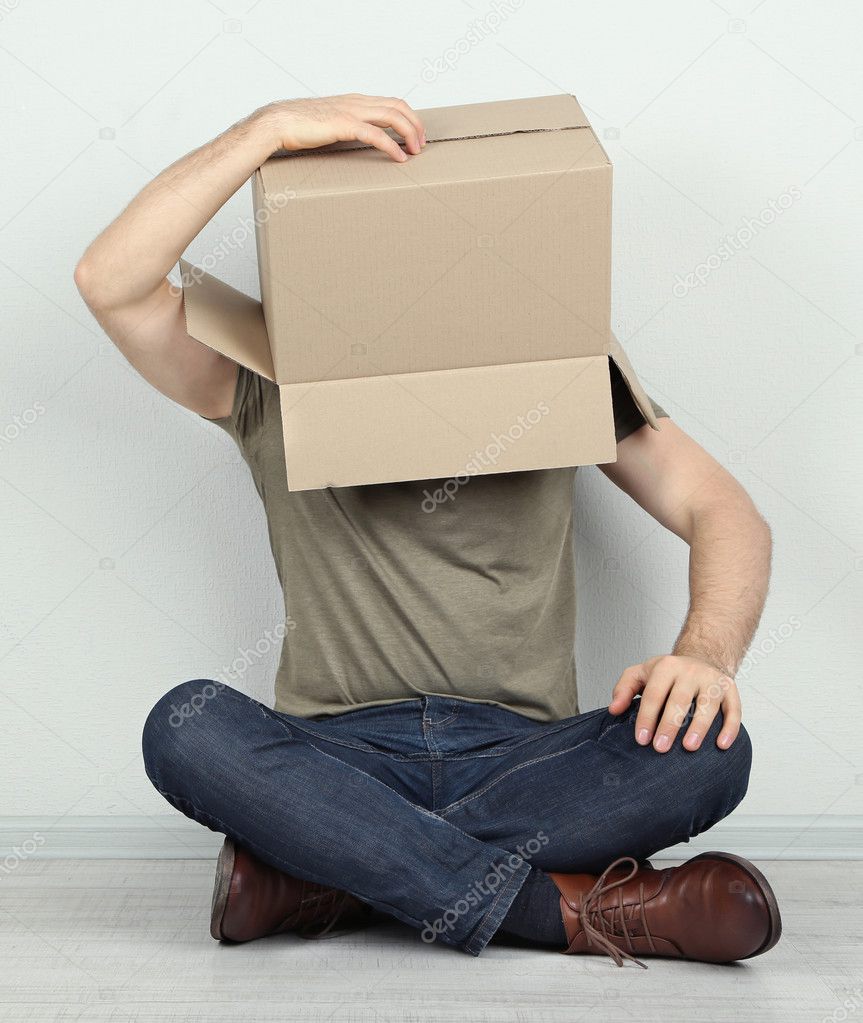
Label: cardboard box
xmin=180 ymin=94 xmax=658 ymax=490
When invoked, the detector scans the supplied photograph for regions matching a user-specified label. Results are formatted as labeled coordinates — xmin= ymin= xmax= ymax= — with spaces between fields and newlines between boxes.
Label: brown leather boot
xmin=549 ymin=851 xmax=782 ymax=967
xmin=210 ymin=838 xmax=374 ymax=943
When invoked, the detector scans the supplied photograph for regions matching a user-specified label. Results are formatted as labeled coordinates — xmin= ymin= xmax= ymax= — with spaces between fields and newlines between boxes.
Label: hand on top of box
xmin=76 ymin=92 xmax=650 ymax=483
xmin=250 ymin=94 xmax=426 ymax=163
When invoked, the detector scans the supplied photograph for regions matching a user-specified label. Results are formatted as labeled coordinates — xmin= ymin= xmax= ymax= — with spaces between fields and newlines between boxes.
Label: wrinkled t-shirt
xmin=206 ymin=362 xmax=668 ymax=721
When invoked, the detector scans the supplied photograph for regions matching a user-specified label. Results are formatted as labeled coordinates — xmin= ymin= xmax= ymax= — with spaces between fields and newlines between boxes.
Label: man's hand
xmin=75 ymin=93 xmax=426 ymax=419
xmin=599 ymin=420 xmax=769 ymax=757
xmin=253 ymin=94 xmax=426 ymax=163
xmin=608 ymin=655 xmax=742 ymax=753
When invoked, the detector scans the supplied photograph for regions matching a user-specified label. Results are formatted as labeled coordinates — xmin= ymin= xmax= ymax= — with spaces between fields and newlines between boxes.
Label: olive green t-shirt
xmin=207 ymin=363 xmax=668 ymax=722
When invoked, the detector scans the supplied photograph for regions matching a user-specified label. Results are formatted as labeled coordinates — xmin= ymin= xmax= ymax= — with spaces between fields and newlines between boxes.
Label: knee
xmin=690 ymin=716 xmax=752 ymax=822
xmin=719 ymin=720 xmax=752 ymax=811
xmin=141 ymin=679 xmax=224 ymax=788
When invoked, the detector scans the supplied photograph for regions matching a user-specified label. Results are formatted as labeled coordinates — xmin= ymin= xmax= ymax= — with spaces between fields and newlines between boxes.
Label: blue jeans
xmin=142 ymin=680 xmax=751 ymax=956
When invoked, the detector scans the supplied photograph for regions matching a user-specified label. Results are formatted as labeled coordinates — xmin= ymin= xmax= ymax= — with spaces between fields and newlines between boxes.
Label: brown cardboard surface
xmin=179 ymin=94 xmax=660 ymax=490
xmin=179 ymin=258 xmax=274 ymax=381
xmin=412 ymin=93 xmax=591 ymax=141
xmin=257 ymin=128 xmax=607 ymax=197
xmin=606 ymin=335 xmax=659 ymax=430
xmin=278 ymin=355 xmax=616 ymax=491
xmin=264 ymin=94 xmax=592 ymax=161
xmin=252 ymin=158 xmax=611 ymax=385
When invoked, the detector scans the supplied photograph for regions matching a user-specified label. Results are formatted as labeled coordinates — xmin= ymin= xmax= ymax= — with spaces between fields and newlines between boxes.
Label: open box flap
xmin=259 ymin=94 xmax=592 ymax=191
xmin=417 ymin=93 xmax=590 ymax=142
xmin=277 ymin=354 xmax=618 ymax=491
xmin=178 ymin=258 xmax=275 ymax=382
xmin=606 ymin=332 xmax=659 ymax=431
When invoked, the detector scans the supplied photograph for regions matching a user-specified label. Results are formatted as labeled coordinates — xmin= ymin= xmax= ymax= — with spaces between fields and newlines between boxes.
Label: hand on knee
xmin=611 ymin=655 xmax=744 ymax=755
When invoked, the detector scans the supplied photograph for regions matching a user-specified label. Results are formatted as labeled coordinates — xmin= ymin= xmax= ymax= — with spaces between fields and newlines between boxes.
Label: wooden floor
xmin=0 ymin=859 xmax=860 ymax=1022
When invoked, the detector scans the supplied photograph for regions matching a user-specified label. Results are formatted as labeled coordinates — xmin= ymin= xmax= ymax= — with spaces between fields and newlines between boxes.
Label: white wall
xmin=1 ymin=0 xmax=860 ymax=857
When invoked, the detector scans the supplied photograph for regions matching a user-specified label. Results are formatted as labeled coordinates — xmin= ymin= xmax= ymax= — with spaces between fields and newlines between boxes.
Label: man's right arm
xmin=74 ymin=95 xmax=425 ymax=418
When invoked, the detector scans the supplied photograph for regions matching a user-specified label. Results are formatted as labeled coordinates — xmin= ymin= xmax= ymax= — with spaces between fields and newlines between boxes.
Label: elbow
xmin=689 ymin=484 xmax=772 ymax=548
xmin=732 ymin=499 xmax=773 ymax=562
xmin=73 ymin=255 xmax=98 ymax=307
xmin=755 ymin=510 xmax=773 ymax=557
xmin=739 ymin=490 xmax=772 ymax=544
xmin=74 ymin=251 xmax=114 ymax=312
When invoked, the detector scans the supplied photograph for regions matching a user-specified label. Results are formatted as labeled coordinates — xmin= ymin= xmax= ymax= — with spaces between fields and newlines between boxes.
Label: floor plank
xmin=0 ymin=860 xmax=860 ymax=1022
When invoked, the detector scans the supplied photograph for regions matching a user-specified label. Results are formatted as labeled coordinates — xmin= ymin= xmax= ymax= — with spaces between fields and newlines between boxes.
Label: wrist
xmin=227 ymin=106 xmax=282 ymax=162
xmin=672 ymin=643 xmax=736 ymax=679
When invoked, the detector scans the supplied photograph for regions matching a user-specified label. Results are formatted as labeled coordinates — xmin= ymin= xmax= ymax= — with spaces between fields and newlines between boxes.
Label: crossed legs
xmin=142 ymin=680 xmax=751 ymax=955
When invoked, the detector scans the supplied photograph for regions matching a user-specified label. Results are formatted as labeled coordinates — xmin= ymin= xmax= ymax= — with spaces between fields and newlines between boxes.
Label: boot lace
xmin=578 ymin=856 xmax=655 ymax=969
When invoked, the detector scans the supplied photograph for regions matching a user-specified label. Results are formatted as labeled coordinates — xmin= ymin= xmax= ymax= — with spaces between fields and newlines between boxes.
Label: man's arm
xmin=599 ymin=418 xmax=772 ymax=753
xmin=74 ymin=95 xmax=425 ymax=418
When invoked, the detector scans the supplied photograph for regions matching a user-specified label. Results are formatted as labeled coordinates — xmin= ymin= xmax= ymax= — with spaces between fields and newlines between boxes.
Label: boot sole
xmin=691 ymin=850 xmax=782 ymax=958
xmin=210 ymin=838 xmax=236 ymax=941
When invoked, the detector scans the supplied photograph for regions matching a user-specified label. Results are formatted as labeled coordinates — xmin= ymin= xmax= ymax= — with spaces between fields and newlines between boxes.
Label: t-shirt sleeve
xmin=200 ymin=364 xmax=264 ymax=447
xmin=610 ymin=359 xmax=669 ymax=444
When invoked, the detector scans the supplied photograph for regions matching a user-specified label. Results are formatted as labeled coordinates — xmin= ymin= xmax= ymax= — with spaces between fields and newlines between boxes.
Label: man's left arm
xmin=599 ymin=418 xmax=772 ymax=754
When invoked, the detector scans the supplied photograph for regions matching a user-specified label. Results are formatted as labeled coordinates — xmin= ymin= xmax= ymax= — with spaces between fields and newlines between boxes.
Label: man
xmin=75 ymin=94 xmax=780 ymax=966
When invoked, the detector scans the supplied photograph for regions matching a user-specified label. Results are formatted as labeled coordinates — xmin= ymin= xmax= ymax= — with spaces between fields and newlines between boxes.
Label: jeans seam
xmin=462 ymin=856 xmax=532 ymax=956
xmin=425 ymin=711 xmax=458 ymax=727
xmin=154 ymin=778 xmax=439 ymax=936
xmin=264 ymin=705 xmax=610 ymax=762
xmin=268 ymin=710 xmax=457 ymax=761
xmin=423 ymin=699 xmax=461 ymax=728
xmin=437 ymin=737 xmax=596 ymax=818
xmin=435 ymin=706 xmax=609 ymax=764
xmin=597 ymin=714 xmax=635 ymax=741
xmin=492 ymin=706 xmax=609 ymax=754
xmin=262 ymin=706 xmax=392 ymax=756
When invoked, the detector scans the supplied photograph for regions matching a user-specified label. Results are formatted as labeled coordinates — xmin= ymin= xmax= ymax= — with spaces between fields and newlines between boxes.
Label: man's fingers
xmin=633 ymin=657 xmax=677 ymax=745
xmin=346 ymin=95 xmax=426 ymax=148
xmin=347 ymin=120 xmax=408 ymax=162
xmin=683 ymin=671 xmax=740 ymax=750
xmin=717 ymin=687 xmax=743 ymax=749
xmin=651 ymin=681 xmax=697 ymax=752
xmin=356 ymin=95 xmax=426 ymax=143
xmin=682 ymin=689 xmax=721 ymax=751
xmin=265 ymin=94 xmax=426 ymax=158
xmin=361 ymin=106 xmax=423 ymax=154
xmin=625 ymin=655 xmax=744 ymax=753
xmin=608 ymin=664 xmax=646 ymax=713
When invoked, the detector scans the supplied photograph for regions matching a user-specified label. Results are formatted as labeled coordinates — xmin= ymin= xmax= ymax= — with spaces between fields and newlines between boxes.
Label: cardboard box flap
xmin=278 ymin=354 xmax=617 ymax=491
xmin=178 ymin=258 xmax=275 ymax=382
xmin=259 ymin=127 xmax=607 ymax=199
xmin=260 ymin=94 xmax=592 ymax=185
xmin=606 ymin=333 xmax=659 ymax=430
xmin=414 ymin=93 xmax=590 ymax=144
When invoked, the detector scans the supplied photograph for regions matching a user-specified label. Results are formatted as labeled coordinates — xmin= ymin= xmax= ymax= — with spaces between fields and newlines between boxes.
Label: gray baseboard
xmin=1 ymin=815 xmax=862 ymax=861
